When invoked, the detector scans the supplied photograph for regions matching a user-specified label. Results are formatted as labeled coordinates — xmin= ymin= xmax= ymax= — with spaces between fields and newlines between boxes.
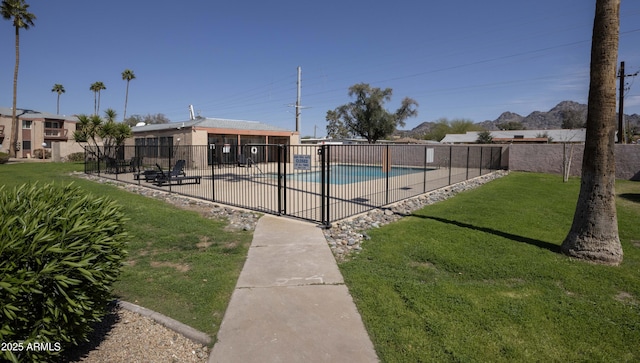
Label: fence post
xmin=479 ymin=147 xmax=484 ymax=175
xmin=214 ymin=144 xmax=216 ymax=202
xmin=282 ymin=145 xmax=287 ymax=216
xmin=448 ymin=146 xmax=453 ymax=185
xmin=325 ymin=145 xmax=331 ymax=227
xmin=466 ymin=146 xmax=470 ymax=180
xmin=277 ymin=145 xmax=283 ymax=215
xmin=385 ymin=144 xmax=390 ymax=205
xmin=423 ymin=146 xmax=427 ymax=193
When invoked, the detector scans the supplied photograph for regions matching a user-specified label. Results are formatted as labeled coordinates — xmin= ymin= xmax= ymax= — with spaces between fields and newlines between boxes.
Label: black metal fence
xmin=84 ymin=144 xmax=502 ymax=225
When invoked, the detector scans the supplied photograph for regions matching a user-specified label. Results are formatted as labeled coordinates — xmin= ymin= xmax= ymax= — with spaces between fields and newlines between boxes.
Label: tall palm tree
xmin=121 ymin=69 xmax=135 ymax=121
xmin=1 ymin=0 xmax=36 ymax=157
xmin=51 ymin=83 xmax=65 ymax=114
xmin=90 ymin=81 xmax=106 ymax=115
xmin=562 ymin=0 xmax=623 ymax=265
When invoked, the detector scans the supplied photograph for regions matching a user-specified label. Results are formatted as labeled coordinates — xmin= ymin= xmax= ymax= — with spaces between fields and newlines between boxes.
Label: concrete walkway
xmin=209 ymin=215 xmax=378 ymax=363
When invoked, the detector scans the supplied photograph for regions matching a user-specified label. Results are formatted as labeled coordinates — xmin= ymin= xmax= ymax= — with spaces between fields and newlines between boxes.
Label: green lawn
xmin=339 ymin=172 xmax=640 ymax=362
xmin=0 ymin=162 xmax=252 ymax=341
xmin=4 ymin=163 xmax=639 ymax=360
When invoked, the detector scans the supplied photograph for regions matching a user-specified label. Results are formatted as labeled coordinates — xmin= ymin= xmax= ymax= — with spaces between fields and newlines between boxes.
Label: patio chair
xmin=154 ymin=160 xmax=201 ymax=186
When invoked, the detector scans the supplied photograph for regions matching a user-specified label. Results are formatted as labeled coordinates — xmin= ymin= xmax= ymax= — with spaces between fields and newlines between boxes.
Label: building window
xmin=45 ymin=120 xmax=60 ymax=129
xmin=22 ymin=140 xmax=31 ymax=150
xmin=22 ymin=120 xmax=32 ymax=129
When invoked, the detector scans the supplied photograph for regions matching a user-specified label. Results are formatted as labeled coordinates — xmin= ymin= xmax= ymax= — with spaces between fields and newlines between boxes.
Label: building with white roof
xmin=440 ymin=129 xmax=587 ymax=144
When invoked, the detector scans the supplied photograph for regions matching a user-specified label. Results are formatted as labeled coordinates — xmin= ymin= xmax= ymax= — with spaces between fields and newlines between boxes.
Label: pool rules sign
xmin=294 ymin=154 xmax=311 ymax=170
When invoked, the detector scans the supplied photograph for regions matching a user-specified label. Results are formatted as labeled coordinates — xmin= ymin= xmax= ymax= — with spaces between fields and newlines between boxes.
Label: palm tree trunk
xmin=123 ymin=81 xmax=130 ymax=121
xmin=57 ymin=94 xmax=60 ymax=114
xmin=561 ymin=0 xmax=623 ymax=265
xmin=9 ymin=27 xmax=20 ymax=158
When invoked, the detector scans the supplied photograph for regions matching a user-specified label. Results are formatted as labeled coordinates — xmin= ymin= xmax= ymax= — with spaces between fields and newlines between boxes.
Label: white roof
xmin=441 ymin=129 xmax=586 ymax=143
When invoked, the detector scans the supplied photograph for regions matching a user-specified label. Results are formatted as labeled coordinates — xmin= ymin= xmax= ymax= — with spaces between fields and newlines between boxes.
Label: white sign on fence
xmin=293 ymin=154 xmax=311 ymax=170
xmin=426 ymin=148 xmax=434 ymax=163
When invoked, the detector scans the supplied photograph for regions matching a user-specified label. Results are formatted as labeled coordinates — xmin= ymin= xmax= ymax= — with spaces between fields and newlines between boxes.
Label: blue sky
xmin=1 ymin=0 xmax=639 ymax=137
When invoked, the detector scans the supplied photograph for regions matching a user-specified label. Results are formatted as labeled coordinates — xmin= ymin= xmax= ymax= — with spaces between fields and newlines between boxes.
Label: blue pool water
xmin=287 ymin=164 xmax=427 ymax=185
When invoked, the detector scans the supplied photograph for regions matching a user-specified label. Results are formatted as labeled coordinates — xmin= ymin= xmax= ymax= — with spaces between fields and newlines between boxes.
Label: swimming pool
xmin=286 ymin=164 xmax=428 ymax=185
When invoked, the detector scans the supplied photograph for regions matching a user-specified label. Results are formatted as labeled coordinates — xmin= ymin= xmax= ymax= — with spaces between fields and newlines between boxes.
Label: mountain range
xmin=402 ymin=101 xmax=640 ymax=137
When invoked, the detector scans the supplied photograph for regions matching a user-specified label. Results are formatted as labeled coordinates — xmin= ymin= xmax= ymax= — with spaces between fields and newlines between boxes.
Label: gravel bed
xmin=62 ymin=304 xmax=208 ymax=363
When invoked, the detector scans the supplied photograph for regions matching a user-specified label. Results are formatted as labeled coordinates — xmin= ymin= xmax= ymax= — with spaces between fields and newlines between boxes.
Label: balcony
xmin=44 ymin=127 xmax=68 ymax=141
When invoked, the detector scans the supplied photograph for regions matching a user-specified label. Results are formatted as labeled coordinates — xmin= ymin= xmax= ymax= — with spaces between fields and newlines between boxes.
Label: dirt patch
xmin=150 ymin=261 xmax=191 ymax=273
xmin=632 ymin=240 xmax=640 ymax=248
xmin=409 ymin=261 xmax=436 ymax=270
xmin=615 ymin=291 xmax=638 ymax=305
xmin=196 ymin=236 xmax=213 ymax=251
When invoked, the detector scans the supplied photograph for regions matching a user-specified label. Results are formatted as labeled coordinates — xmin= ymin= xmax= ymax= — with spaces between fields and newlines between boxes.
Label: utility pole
xmin=296 ymin=66 xmax=301 ymax=132
xmin=617 ymin=61 xmax=640 ymax=143
xmin=291 ymin=66 xmax=309 ymax=133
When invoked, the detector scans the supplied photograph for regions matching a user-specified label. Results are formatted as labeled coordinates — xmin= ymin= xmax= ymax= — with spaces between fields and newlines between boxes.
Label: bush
xmin=0 ymin=151 xmax=9 ymax=164
xmin=32 ymin=148 xmax=51 ymax=159
xmin=0 ymin=183 xmax=128 ymax=362
xmin=65 ymin=152 xmax=85 ymax=162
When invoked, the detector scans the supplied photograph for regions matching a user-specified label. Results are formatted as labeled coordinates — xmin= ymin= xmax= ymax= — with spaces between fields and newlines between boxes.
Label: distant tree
xmin=2 ymin=0 xmax=36 ymax=157
xmin=51 ymin=83 xmax=65 ymax=114
xmin=143 ymin=113 xmax=170 ymax=125
xmin=496 ymin=121 xmax=525 ymax=130
xmin=562 ymin=0 xmax=623 ymax=265
xmin=476 ymin=130 xmax=493 ymax=144
xmin=124 ymin=113 xmax=171 ymax=127
xmin=328 ymin=83 xmax=418 ymax=143
xmin=90 ymin=81 xmax=106 ymax=115
xmin=424 ymin=118 xmax=483 ymax=141
xmin=561 ymin=109 xmax=585 ymax=129
xmin=325 ymin=109 xmax=351 ymax=139
xmin=121 ymin=69 xmax=135 ymax=121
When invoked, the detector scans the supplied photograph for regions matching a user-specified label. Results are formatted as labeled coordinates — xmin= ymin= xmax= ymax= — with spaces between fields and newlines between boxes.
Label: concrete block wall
xmin=507 ymin=144 xmax=640 ymax=180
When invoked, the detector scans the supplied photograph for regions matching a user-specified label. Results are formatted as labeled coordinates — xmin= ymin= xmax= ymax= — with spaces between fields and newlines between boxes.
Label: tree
xmin=328 ymin=83 xmax=418 ymax=143
xmin=562 ymin=0 xmax=623 ymax=265
xmin=496 ymin=121 xmax=525 ymax=130
xmin=73 ymin=109 xmax=131 ymax=161
xmin=1 ymin=0 xmax=35 ymax=157
xmin=90 ymin=81 xmax=106 ymax=115
xmin=424 ymin=118 xmax=483 ymax=141
xmin=51 ymin=83 xmax=65 ymax=114
xmin=123 ymin=113 xmax=171 ymax=127
xmin=325 ymin=109 xmax=351 ymax=139
xmin=121 ymin=69 xmax=135 ymax=121
xmin=476 ymin=130 xmax=493 ymax=144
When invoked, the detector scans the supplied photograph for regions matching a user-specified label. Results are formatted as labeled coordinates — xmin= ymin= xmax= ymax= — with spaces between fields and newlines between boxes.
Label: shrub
xmin=65 ymin=152 xmax=85 ymax=162
xmin=0 ymin=183 xmax=128 ymax=362
xmin=0 ymin=151 xmax=9 ymax=164
xmin=32 ymin=148 xmax=51 ymax=159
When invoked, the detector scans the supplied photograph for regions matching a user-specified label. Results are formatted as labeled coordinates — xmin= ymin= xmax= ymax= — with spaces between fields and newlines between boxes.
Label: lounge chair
xmin=153 ymin=160 xmax=201 ymax=186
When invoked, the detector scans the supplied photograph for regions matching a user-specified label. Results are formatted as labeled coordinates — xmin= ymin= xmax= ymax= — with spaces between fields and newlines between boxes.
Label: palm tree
xmin=121 ymin=69 xmax=135 ymax=121
xmin=90 ymin=81 xmax=106 ymax=115
xmin=562 ymin=0 xmax=623 ymax=265
xmin=51 ymin=83 xmax=65 ymax=114
xmin=1 ymin=0 xmax=36 ymax=157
